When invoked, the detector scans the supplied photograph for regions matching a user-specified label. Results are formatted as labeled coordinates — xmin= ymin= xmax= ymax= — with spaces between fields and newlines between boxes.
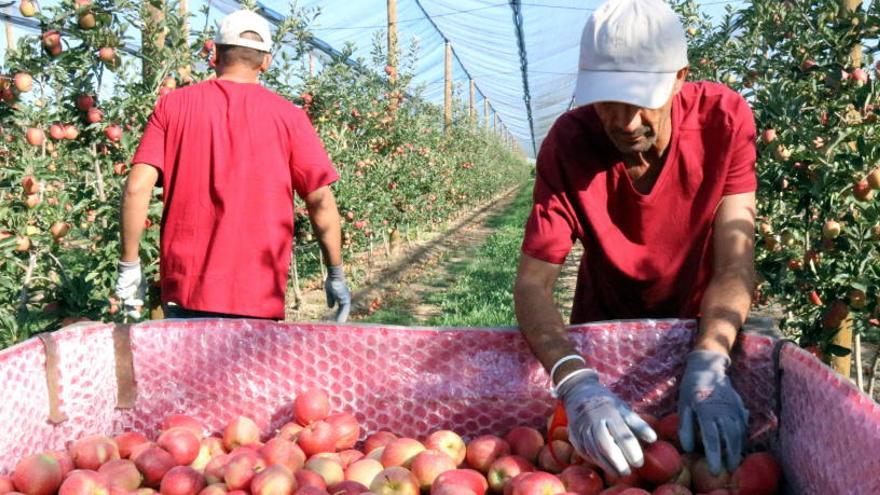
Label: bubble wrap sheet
xmin=0 ymin=318 xmax=876 ymax=494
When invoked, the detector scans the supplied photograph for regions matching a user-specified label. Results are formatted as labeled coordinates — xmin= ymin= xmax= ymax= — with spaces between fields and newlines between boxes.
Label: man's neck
xmin=216 ymin=68 xmax=261 ymax=84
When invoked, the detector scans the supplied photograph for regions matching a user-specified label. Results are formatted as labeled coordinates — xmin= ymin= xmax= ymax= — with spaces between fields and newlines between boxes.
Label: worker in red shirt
xmin=514 ymin=0 xmax=754 ymax=479
xmin=115 ymin=10 xmax=350 ymax=322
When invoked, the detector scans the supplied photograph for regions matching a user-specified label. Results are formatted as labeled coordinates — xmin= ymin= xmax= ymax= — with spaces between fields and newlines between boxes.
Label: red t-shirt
xmin=522 ymin=81 xmax=757 ymax=324
xmin=132 ymin=79 xmax=338 ymax=319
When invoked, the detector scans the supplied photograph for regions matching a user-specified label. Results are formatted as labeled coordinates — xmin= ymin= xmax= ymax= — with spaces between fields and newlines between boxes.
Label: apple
xmin=381 ymin=438 xmax=426 ymax=469
xmin=426 ymin=430 xmax=468 ymax=466
xmin=344 ymin=459 xmax=384 ymax=488
xmin=367 ymin=448 xmax=385 ymax=462
xmin=729 ymin=452 xmax=780 ymax=495
xmin=657 ymin=414 xmax=679 ymax=448
xmin=99 ymin=47 xmax=116 ymax=63
xmin=853 ymin=180 xmax=874 ymax=201
xmin=223 ymin=416 xmax=260 ymax=451
xmin=508 ymin=472 xmax=565 ymax=495
xmin=114 ymin=432 xmax=150 ymax=459
xmin=466 ymin=436 xmax=510 ymax=473
xmin=21 ymin=176 xmax=40 ymax=194
xmin=822 ymin=220 xmax=841 ymax=239
xmin=49 ymin=124 xmax=65 ymax=140
xmin=368 ymin=467 xmax=419 ymax=495
xmin=635 ymin=441 xmax=680 ymax=486
xmin=198 ymin=484 xmax=227 ymax=495
xmin=46 ymin=451 xmax=74 ymax=478
xmin=19 ymin=0 xmax=36 ymax=17
xmin=487 ymin=456 xmax=534 ymax=493
xmin=298 ymin=420 xmax=337 ymax=456
xmin=295 ymin=388 xmax=331 ymax=425
xmin=866 ymin=167 xmax=880 ymax=190
xmin=760 ymin=128 xmax=776 ymax=145
xmin=42 ymin=31 xmax=62 ymax=56
xmin=261 ymin=438 xmax=305 ymax=472
xmin=86 ymin=108 xmax=104 ymax=124
xmin=433 ymin=486 xmax=477 ymax=495
xmin=651 ymin=484 xmax=691 ymax=495
xmin=337 ymin=450 xmax=364 ymax=468
xmin=223 ymin=453 xmax=260 ymax=492
xmin=70 ymin=436 xmax=120 ymax=470
xmin=306 ymin=457 xmax=344 ymax=487
xmin=76 ymin=94 xmax=95 ymax=112
xmin=250 ymin=465 xmax=295 ymax=495
xmin=104 ymin=125 xmax=123 ymax=142
xmin=691 ymin=458 xmax=730 ymax=493
xmin=505 ymin=428 xmax=544 ymax=465
xmin=98 ymin=460 xmax=142 ymax=491
xmin=431 ymin=469 xmax=488 ymax=495
xmin=557 ymin=466 xmax=602 ymax=495
xmin=537 ymin=442 xmax=573 ymax=474
xmin=160 ymin=467 xmax=205 ymax=495
xmin=294 ymin=471 xmax=325 ymax=492
xmin=133 ymin=446 xmax=177 ymax=488
xmin=78 ymin=12 xmax=97 ymax=29
xmin=159 ymin=428 xmax=202 ymax=466
xmin=822 ymin=300 xmax=850 ymax=330
xmin=278 ymin=422 xmax=304 ymax=442
xmin=365 ymin=432 xmax=398 ymax=454
xmin=410 ymin=450 xmax=457 ymax=490
xmin=203 ymin=455 xmax=230 ymax=485
xmin=13 ymin=453 xmax=64 ymax=495
xmin=1 ymin=476 xmax=15 ymax=493
xmin=327 ymin=480 xmax=366 ymax=495
xmin=24 ymin=194 xmax=40 ymax=209
xmin=64 ymin=124 xmax=79 ymax=140
xmin=602 ymin=469 xmax=641 ymax=489
xmin=324 ymin=413 xmax=360 ymax=450
xmin=26 ymin=128 xmax=44 ymax=146
xmin=14 ymin=73 xmax=32 ymax=93
xmin=163 ymin=77 xmax=178 ymax=89
xmin=58 ymin=470 xmax=110 ymax=495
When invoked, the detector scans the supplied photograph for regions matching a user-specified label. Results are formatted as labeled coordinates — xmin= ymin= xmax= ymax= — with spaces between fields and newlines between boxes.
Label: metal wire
xmin=509 ymin=0 xmax=537 ymax=157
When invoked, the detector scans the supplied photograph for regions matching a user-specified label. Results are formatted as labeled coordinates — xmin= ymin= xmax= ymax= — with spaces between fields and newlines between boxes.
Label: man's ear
xmin=260 ymin=53 xmax=273 ymax=73
xmin=673 ymin=66 xmax=689 ymax=93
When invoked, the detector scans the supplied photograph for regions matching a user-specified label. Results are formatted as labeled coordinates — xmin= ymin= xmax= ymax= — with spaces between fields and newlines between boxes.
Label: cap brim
xmin=573 ymin=70 xmax=677 ymax=109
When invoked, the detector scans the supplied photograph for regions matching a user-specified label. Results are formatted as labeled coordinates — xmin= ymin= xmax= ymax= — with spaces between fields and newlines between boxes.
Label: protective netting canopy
xmin=0 ymin=0 xmax=739 ymax=156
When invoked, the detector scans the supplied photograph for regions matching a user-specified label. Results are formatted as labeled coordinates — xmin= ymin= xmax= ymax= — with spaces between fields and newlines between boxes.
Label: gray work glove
xmin=324 ymin=264 xmax=351 ymax=323
xmin=115 ymin=259 xmax=147 ymax=319
xmin=677 ymin=350 xmax=749 ymax=476
xmin=557 ymin=369 xmax=657 ymax=477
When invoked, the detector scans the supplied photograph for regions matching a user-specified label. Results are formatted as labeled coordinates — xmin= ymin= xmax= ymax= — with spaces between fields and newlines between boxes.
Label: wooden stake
xmin=444 ymin=41 xmax=452 ymax=130
xmin=469 ymin=80 xmax=475 ymax=123
xmin=4 ymin=5 xmax=13 ymax=56
xmin=143 ymin=0 xmax=167 ymax=83
xmin=855 ymin=332 xmax=864 ymax=391
xmin=484 ymin=99 xmax=490 ymax=128
xmin=387 ymin=0 xmax=398 ymax=83
xmin=309 ymin=53 xmax=315 ymax=77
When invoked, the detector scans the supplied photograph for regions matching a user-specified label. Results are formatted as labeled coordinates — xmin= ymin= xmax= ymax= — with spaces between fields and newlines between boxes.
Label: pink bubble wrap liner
xmin=0 ymin=318 xmax=878 ymax=493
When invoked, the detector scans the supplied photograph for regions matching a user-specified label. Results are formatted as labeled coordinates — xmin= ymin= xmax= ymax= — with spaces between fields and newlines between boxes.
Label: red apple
xmin=368 ymin=467 xmax=419 ymax=495
xmin=294 ymin=389 xmax=331 ymax=425
xmin=98 ymin=47 xmax=115 ymax=63
xmin=14 ymin=73 xmax=32 ymax=93
xmin=691 ymin=458 xmax=730 ymax=494
xmin=466 ymin=436 xmax=510 ymax=474
xmin=115 ymin=432 xmax=150 ymax=459
xmin=98 ymin=460 xmax=142 ymax=491
xmin=26 ymin=127 xmax=44 ymax=146
xmin=198 ymin=484 xmax=227 ymax=495
xmin=86 ymin=107 xmax=104 ymax=124
xmin=365 ymin=432 xmax=398 ymax=454
xmin=410 ymin=450 xmax=457 ymax=490
xmin=611 ymin=490 xmax=648 ymax=495
xmin=760 ymin=129 xmax=776 ymax=145
xmin=203 ymin=455 xmax=230 ymax=485
xmin=76 ymin=94 xmax=95 ymax=112
xmin=636 ymin=441 xmax=681 ymax=486
xmin=223 ymin=453 xmax=260 ymax=492
xmin=261 ymin=438 xmax=305 ymax=472
xmin=278 ymin=422 xmax=304 ymax=442
xmin=431 ymin=469 xmax=488 ymax=495
xmin=381 ymin=438 xmax=426 ymax=469
xmin=558 ymin=466 xmax=602 ymax=495
xmin=49 ymin=124 xmax=65 ymax=140
xmin=298 ymin=420 xmax=337 ymax=456
xmin=45 ymin=452 xmax=74 ymax=478
xmin=104 ymin=125 xmax=123 ymax=142
xmin=337 ymin=450 xmax=364 ymax=469
xmin=13 ymin=454 xmax=64 ymax=495
xmin=426 ymin=430 xmax=467 ymax=466
xmin=657 ymin=415 xmax=679 ymax=449
xmin=158 ymin=428 xmax=201 ymax=466
xmin=327 ymin=480 xmax=366 ymax=495
xmin=487 ymin=456 xmax=534 ymax=493
xmin=505 ymin=428 xmax=544 ymax=465
xmin=325 ymin=413 xmax=360 ymax=450
xmin=602 ymin=470 xmax=641 ymax=489
xmin=295 ymin=470 xmax=327 ymax=491
xmin=537 ymin=442 xmax=573 ymax=474
xmin=21 ymin=176 xmax=40 ymax=194
xmin=58 ymin=470 xmax=109 ymax=495
xmin=508 ymin=472 xmax=565 ymax=495
xmin=42 ymin=31 xmax=62 ymax=56
xmin=651 ymin=484 xmax=691 ymax=495
xmin=70 ymin=436 xmax=120 ymax=470
xmin=305 ymin=457 xmax=344 ymax=487
xmin=729 ymin=453 xmax=780 ymax=495
xmin=250 ymin=465 xmax=295 ymax=495
xmin=223 ymin=416 xmax=260 ymax=451
xmin=160 ymin=467 xmax=205 ymax=495
xmin=344 ymin=459 xmax=383 ymax=488
xmin=867 ymin=168 xmax=880 ymax=190
xmin=294 ymin=488 xmax=328 ymax=495
xmin=0 ymin=476 xmax=15 ymax=493
xmin=63 ymin=124 xmax=79 ymax=140
xmin=133 ymin=446 xmax=177 ymax=488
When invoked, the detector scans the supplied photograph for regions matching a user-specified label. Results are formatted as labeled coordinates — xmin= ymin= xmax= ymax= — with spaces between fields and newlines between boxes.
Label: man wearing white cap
xmin=514 ymin=0 xmax=755 ymax=479
xmin=116 ymin=10 xmax=351 ymax=322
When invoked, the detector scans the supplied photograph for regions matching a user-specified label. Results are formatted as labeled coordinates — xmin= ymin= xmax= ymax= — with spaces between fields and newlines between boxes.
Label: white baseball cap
xmin=574 ymin=0 xmax=689 ymax=109
xmin=215 ymin=9 xmax=273 ymax=53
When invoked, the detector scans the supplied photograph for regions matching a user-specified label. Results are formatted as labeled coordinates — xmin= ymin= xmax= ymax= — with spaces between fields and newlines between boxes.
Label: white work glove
xmin=556 ymin=368 xmax=657 ymax=477
xmin=115 ymin=260 xmax=147 ymax=319
xmin=324 ymin=264 xmax=351 ymax=323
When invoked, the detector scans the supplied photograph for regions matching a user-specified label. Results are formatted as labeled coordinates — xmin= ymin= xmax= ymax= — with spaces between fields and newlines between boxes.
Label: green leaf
xmin=827 ymin=344 xmax=852 ymax=357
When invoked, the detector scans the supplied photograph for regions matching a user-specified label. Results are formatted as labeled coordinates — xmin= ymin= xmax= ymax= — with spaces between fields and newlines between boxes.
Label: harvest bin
xmin=0 ymin=319 xmax=878 ymax=494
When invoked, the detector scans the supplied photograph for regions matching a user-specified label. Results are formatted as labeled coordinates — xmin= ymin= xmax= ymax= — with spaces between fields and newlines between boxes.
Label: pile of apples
xmin=0 ymin=389 xmax=782 ymax=495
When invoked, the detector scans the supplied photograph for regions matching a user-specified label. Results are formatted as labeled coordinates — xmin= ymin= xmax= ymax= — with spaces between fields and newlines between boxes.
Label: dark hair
xmin=216 ymin=31 xmax=267 ymax=70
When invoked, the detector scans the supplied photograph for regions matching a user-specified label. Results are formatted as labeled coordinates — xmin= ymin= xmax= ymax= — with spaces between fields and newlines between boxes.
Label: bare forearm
xmin=119 ymin=188 xmax=151 ymax=262
xmin=305 ymin=188 xmax=343 ymax=267
xmin=697 ymin=268 xmax=754 ymax=355
xmin=514 ymin=283 xmax=583 ymax=384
